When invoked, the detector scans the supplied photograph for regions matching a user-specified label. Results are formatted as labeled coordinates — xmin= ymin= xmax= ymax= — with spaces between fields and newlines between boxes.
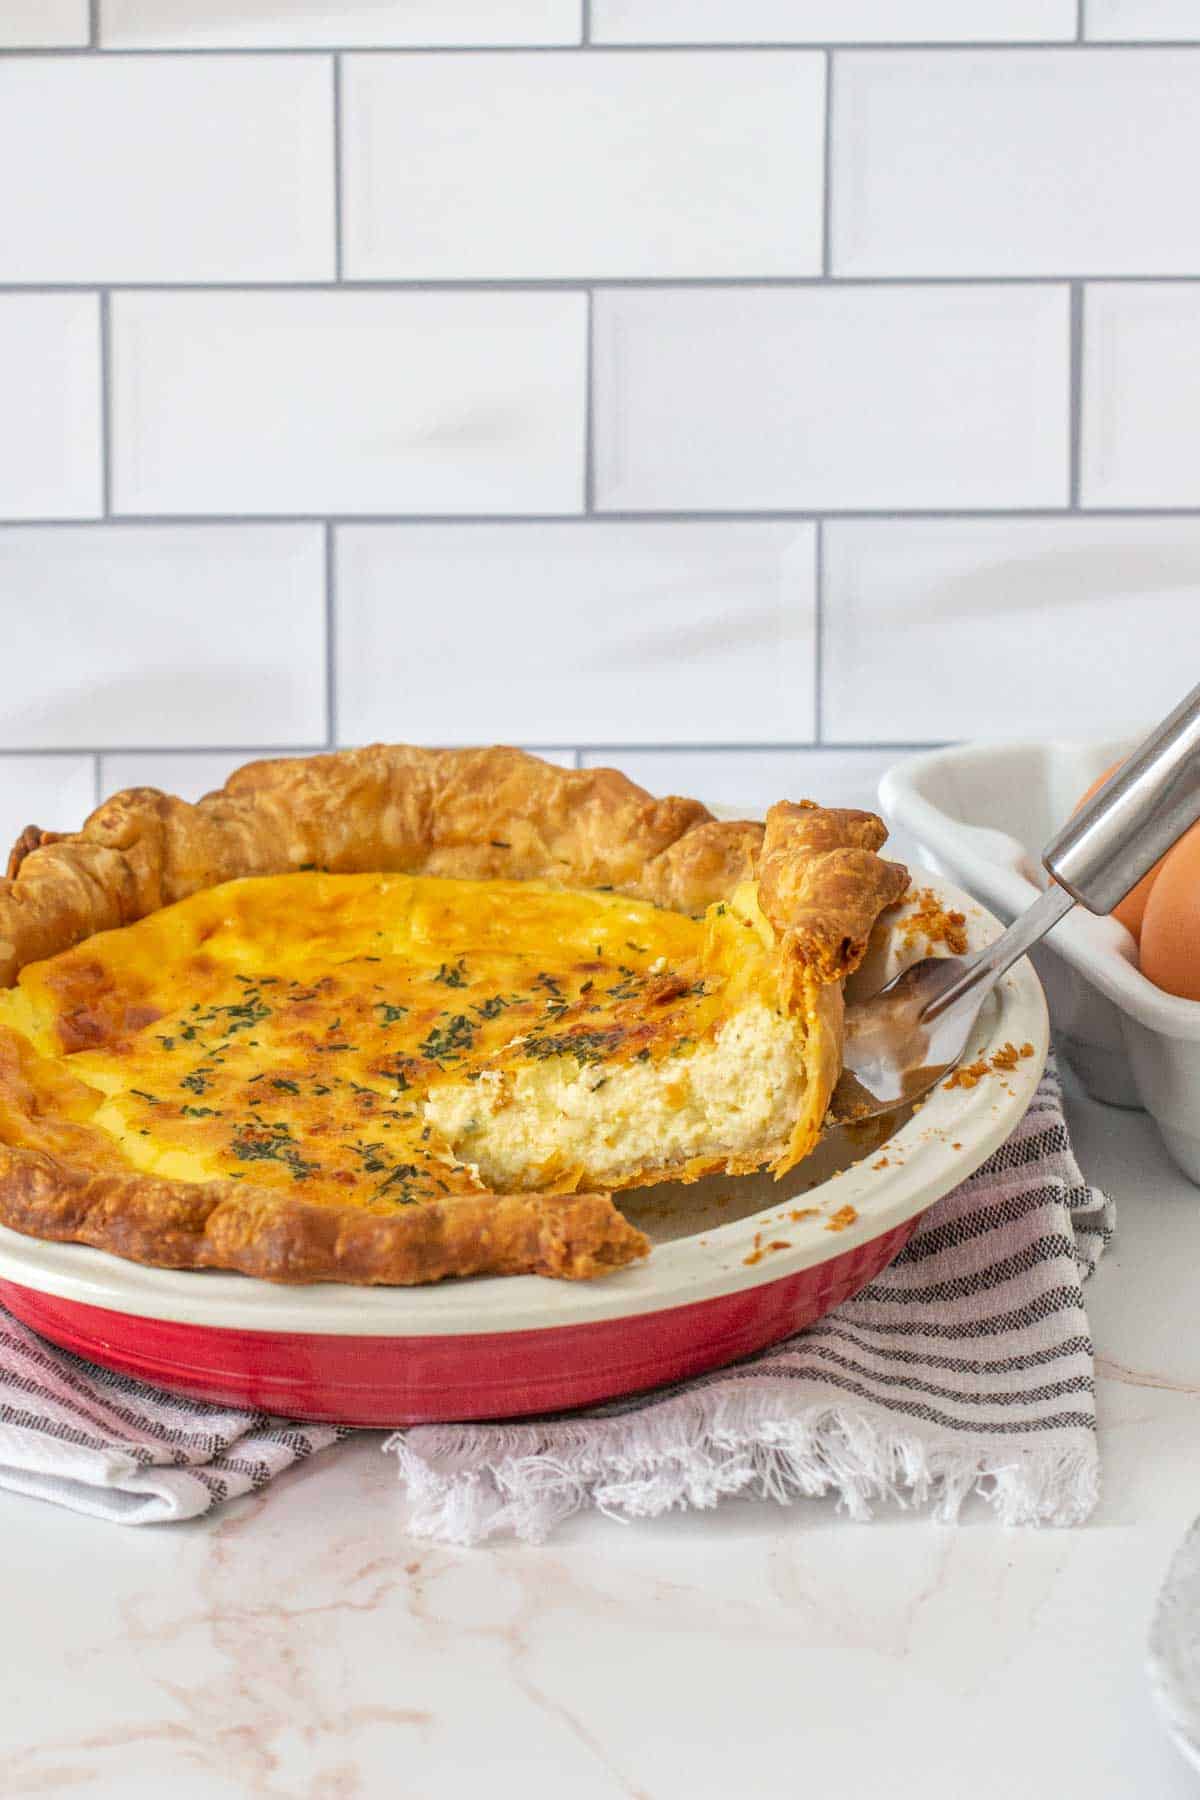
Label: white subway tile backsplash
xmin=577 ymin=747 xmax=905 ymax=814
xmin=0 ymin=57 xmax=333 ymax=283
xmin=823 ymin=519 xmax=1200 ymax=742
xmin=0 ymin=758 xmax=97 ymax=858
xmin=0 ymin=527 xmax=326 ymax=749
xmin=99 ymin=750 xmax=316 ymax=806
xmin=593 ymin=1 xmax=1075 ymax=43
xmin=835 ymin=50 xmax=1200 ymax=276
xmin=594 ymin=287 xmax=1068 ymax=511
xmin=101 ymin=0 xmax=581 ymax=46
xmin=0 ymin=21 xmax=1190 ymax=776
xmin=112 ymin=292 xmax=586 ymax=517
xmin=336 ymin=522 xmax=815 ymax=746
xmin=100 ymin=746 xmax=576 ymax=802
xmin=1081 ymin=285 xmax=1200 ymax=507
xmin=342 ymin=51 xmax=823 ymax=280
xmin=509 ymin=749 xmax=578 ymax=768
xmin=1086 ymin=2 xmax=1200 ymax=38
xmin=579 ymin=745 xmax=923 ymax=867
xmin=0 ymin=296 xmax=101 ymax=521
xmin=0 ymin=1 xmax=88 ymax=45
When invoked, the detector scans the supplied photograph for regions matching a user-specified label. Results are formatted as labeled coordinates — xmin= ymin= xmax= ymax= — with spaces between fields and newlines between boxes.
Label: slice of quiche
xmin=0 ymin=747 xmax=907 ymax=1285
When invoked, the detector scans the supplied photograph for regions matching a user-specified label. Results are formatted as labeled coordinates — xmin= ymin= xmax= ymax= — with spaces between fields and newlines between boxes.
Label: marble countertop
xmin=3 ymin=1071 xmax=1199 ymax=1800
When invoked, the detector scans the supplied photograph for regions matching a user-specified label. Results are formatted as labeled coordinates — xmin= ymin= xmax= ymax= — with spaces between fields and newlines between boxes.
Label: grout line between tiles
xmin=581 ymin=0 xmax=591 ymax=47
xmin=813 ymin=521 xmax=825 ymax=743
xmin=3 ymin=507 xmax=1200 ymax=529
xmin=99 ymin=746 xmax=329 ymax=763
xmin=324 ymin=523 xmax=338 ymax=749
xmin=583 ymin=290 xmax=596 ymax=513
xmin=821 ymin=50 xmax=834 ymax=278
xmin=88 ymin=0 xmax=100 ymax=48
xmin=92 ymin=753 xmax=102 ymax=808
xmin=1 ymin=41 xmax=1182 ymax=56
xmin=0 ymin=275 xmax=1170 ymax=292
xmin=1069 ymin=283 xmax=1084 ymax=508
xmin=0 ymin=740 xmax=947 ymax=758
xmin=578 ymin=740 xmax=950 ymax=758
xmin=332 ymin=54 xmax=344 ymax=282
xmin=1078 ymin=0 xmax=1087 ymax=43
xmin=98 ymin=290 xmax=113 ymax=517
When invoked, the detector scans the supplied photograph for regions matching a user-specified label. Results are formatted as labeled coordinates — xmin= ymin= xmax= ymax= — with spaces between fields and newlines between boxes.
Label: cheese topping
xmin=0 ymin=871 xmax=808 ymax=1209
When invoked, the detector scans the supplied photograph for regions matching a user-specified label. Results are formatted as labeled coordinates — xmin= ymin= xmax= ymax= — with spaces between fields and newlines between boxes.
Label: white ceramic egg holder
xmin=882 ymin=737 xmax=1200 ymax=1186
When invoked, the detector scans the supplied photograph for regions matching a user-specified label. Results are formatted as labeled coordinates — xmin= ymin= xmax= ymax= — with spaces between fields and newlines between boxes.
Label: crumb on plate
xmin=899 ymin=888 xmax=969 ymax=957
xmin=944 ymin=1041 xmax=1036 ymax=1090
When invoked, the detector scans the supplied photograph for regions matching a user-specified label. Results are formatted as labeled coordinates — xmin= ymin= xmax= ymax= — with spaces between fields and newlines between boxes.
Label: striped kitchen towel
xmin=0 ymin=1326 xmax=348 ymax=1521
xmin=388 ymin=1059 xmax=1116 ymax=1544
xmin=0 ymin=1059 xmax=1111 ymax=1531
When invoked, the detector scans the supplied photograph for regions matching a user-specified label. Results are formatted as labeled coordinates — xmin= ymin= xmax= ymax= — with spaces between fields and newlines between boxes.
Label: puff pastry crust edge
xmin=0 ymin=745 xmax=908 ymax=1285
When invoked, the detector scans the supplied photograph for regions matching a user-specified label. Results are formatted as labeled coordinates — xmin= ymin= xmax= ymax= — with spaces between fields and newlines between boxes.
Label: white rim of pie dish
xmin=0 ymin=875 xmax=1048 ymax=1338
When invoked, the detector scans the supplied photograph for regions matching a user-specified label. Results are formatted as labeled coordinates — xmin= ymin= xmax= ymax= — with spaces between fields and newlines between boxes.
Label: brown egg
xmin=1140 ymin=826 xmax=1200 ymax=1002
xmin=1073 ymin=762 xmax=1166 ymax=941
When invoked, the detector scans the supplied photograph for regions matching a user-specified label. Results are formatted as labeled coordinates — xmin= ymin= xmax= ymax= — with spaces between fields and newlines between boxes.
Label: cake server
xmin=833 ymin=682 xmax=1200 ymax=1121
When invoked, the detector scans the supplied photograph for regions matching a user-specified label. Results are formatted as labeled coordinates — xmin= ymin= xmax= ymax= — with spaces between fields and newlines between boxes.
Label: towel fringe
xmin=384 ymin=1379 xmax=1099 ymax=1546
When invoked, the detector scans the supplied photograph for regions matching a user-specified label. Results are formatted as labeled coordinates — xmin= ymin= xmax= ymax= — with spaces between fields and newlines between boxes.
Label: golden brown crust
xmin=781 ymin=974 xmax=844 ymax=1171
xmin=758 ymin=800 xmax=910 ymax=985
xmin=0 ymin=747 xmax=744 ymax=986
xmin=5 ymin=825 xmax=64 ymax=883
xmin=0 ymin=747 xmax=908 ymax=1285
xmin=0 ymin=1140 xmax=648 ymax=1284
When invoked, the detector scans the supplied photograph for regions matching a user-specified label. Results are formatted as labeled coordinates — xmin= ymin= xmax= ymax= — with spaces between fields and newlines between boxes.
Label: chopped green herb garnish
xmin=375 ymin=1164 xmax=422 ymax=1203
xmin=189 ymin=995 xmax=272 ymax=1039
xmin=374 ymin=1001 xmax=409 ymax=1027
xmin=419 ymin=1014 xmax=477 ymax=1062
xmin=606 ymin=973 xmax=642 ymax=1000
xmin=229 ymin=1122 xmax=316 ymax=1182
xmin=473 ymin=993 xmax=518 ymax=1021
xmin=525 ymin=1028 xmax=624 ymax=1068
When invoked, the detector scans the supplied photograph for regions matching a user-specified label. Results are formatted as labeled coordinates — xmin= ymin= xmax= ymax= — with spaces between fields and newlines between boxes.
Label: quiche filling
xmin=0 ymin=870 xmax=815 ymax=1215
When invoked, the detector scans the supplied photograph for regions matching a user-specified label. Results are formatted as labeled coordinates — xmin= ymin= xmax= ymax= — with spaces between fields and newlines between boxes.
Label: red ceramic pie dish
xmin=0 ymin=879 xmax=1047 ymax=1427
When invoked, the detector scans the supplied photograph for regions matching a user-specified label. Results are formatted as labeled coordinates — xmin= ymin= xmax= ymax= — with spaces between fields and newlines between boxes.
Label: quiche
xmin=0 ymin=746 xmax=907 ymax=1285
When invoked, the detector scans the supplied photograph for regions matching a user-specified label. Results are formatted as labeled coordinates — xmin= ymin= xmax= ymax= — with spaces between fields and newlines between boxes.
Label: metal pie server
xmin=833 ymin=682 xmax=1200 ymax=1122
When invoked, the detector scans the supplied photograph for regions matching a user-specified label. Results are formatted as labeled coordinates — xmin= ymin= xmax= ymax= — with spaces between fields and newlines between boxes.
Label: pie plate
xmin=0 ymin=876 xmax=1047 ymax=1426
